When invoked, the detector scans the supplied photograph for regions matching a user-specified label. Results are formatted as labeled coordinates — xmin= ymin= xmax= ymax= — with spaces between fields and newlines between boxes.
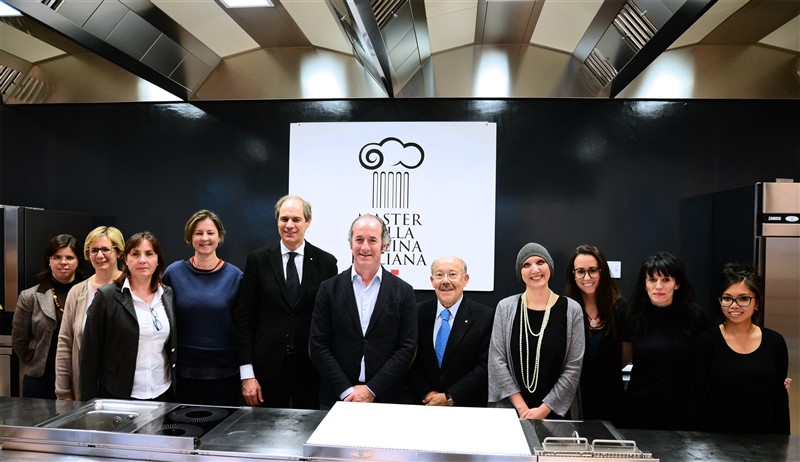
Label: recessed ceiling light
xmin=220 ymin=0 xmax=274 ymax=8
xmin=0 ymin=1 xmax=22 ymax=16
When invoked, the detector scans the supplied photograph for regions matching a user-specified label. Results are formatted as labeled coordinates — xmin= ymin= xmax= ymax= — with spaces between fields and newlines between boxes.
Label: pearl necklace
xmin=519 ymin=290 xmax=557 ymax=393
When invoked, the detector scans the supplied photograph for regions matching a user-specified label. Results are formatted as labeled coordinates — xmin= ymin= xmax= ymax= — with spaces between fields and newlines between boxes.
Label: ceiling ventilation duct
xmin=327 ymin=0 xmax=430 ymax=97
xmin=574 ymin=0 xmax=716 ymax=97
xmin=4 ymin=0 xmax=221 ymax=100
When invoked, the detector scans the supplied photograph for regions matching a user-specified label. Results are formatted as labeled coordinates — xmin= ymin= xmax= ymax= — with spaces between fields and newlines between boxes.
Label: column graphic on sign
xmin=359 ymin=137 xmax=424 ymax=209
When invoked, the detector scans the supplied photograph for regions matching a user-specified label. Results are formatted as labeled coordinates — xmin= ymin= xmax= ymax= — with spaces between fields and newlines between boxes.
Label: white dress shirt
xmin=338 ymin=268 xmax=382 ymax=399
xmin=124 ymin=279 xmax=171 ymax=399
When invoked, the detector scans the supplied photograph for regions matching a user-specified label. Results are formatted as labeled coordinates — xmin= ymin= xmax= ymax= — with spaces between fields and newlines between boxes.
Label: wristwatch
xmin=445 ymin=393 xmax=454 ymax=407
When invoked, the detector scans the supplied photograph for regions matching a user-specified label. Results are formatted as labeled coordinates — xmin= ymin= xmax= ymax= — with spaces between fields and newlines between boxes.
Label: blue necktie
xmin=435 ymin=309 xmax=451 ymax=367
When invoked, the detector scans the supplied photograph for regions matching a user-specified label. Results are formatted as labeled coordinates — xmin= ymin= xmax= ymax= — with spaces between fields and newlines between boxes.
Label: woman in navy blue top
xmin=163 ymin=210 xmax=243 ymax=406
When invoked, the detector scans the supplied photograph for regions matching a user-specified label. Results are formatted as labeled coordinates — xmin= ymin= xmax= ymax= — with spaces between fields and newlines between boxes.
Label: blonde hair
xmin=83 ymin=226 xmax=125 ymax=260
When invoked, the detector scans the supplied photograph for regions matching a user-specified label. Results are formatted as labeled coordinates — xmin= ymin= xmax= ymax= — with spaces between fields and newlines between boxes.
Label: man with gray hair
xmin=310 ymin=214 xmax=417 ymax=409
xmin=235 ymin=195 xmax=338 ymax=409
xmin=407 ymin=256 xmax=494 ymax=407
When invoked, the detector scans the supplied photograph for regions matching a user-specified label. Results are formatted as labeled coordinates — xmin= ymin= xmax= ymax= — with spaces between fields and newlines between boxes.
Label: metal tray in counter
xmin=36 ymin=399 xmax=165 ymax=433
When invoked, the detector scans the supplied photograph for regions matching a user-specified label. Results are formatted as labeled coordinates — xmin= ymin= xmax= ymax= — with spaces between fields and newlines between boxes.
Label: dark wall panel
xmin=1 ymin=99 xmax=798 ymax=314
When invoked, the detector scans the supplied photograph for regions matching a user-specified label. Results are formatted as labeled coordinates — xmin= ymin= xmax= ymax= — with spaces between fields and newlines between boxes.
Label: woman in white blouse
xmin=80 ymin=231 xmax=176 ymax=401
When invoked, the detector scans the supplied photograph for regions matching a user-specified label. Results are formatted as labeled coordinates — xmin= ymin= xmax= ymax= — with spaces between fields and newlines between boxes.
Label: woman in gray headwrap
xmin=488 ymin=243 xmax=584 ymax=419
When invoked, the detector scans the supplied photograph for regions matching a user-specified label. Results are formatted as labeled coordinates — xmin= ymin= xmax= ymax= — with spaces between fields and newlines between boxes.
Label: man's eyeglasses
xmin=433 ymin=272 xmax=463 ymax=281
xmin=573 ymin=267 xmax=601 ymax=279
xmin=150 ymin=307 xmax=162 ymax=331
xmin=89 ymin=247 xmax=115 ymax=255
xmin=719 ymin=295 xmax=754 ymax=308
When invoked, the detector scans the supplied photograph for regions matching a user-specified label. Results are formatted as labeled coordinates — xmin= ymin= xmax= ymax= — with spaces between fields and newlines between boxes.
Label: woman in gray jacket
xmin=488 ymin=243 xmax=584 ymax=419
xmin=12 ymin=234 xmax=83 ymax=399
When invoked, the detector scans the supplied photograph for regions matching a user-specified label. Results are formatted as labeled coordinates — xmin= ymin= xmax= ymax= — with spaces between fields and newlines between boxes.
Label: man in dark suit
xmin=310 ymin=214 xmax=417 ymax=409
xmin=406 ymin=256 xmax=494 ymax=407
xmin=235 ymin=195 xmax=338 ymax=409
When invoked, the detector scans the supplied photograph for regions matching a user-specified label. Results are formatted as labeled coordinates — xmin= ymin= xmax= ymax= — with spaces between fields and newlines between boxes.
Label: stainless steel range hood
xmin=0 ymin=0 xmax=797 ymax=103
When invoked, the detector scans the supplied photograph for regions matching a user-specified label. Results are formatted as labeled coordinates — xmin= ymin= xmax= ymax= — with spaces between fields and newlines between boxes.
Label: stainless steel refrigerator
xmin=1 ymin=205 xmax=95 ymax=397
xmin=713 ymin=181 xmax=800 ymax=434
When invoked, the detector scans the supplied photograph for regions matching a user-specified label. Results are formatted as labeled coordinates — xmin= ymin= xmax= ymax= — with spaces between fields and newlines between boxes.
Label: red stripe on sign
xmin=391 ymin=269 xmax=399 ymax=275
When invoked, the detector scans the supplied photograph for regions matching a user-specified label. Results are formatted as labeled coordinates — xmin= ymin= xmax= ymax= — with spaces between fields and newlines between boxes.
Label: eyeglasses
xmin=50 ymin=255 xmax=77 ymax=262
xmin=150 ymin=307 xmax=162 ymax=331
xmin=719 ymin=295 xmax=754 ymax=308
xmin=433 ymin=272 xmax=463 ymax=281
xmin=573 ymin=267 xmax=601 ymax=279
xmin=89 ymin=247 xmax=115 ymax=255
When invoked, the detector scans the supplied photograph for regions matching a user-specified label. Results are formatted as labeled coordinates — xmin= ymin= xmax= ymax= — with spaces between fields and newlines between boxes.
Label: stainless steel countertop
xmin=1 ymin=397 xmax=799 ymax=461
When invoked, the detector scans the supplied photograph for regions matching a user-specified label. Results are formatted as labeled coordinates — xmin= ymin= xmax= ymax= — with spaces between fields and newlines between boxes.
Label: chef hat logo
xmin=359 ymin=137 xmax=425 ymax=209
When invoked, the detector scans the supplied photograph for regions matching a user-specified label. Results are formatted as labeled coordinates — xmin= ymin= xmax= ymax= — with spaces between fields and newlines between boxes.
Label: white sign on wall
xmin=289 ymin=122 xmax=496 ymax=291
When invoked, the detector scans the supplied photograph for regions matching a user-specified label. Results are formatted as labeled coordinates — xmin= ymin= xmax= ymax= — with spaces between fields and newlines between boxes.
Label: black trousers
xmin=260 ymin=354 xmax=319 ymax=410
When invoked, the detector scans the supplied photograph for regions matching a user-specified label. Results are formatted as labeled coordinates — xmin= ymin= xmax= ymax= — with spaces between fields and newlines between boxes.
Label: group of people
xmin=11 ymin=194 xmax=790 ymax=436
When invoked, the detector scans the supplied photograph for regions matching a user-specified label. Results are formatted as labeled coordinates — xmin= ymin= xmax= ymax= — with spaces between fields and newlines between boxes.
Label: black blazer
xmin=235 ymin=241 xmax=337 ymax=381
xmin=310 ymin=267 xmax=417 ymax=407
xmin=80 ymin=282 xmax=177 ymax=400
xmin=406 ymin=297 xmax=494 ymax=407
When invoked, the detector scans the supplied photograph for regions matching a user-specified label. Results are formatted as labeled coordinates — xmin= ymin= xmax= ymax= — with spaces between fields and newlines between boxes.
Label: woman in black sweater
xmin=689 ymin=263 xmax=789 ymax=434
xmin=565 ymin=244 xmax=625 ymax=426
xmin=621 ymin=252 xmax=706 ymax=430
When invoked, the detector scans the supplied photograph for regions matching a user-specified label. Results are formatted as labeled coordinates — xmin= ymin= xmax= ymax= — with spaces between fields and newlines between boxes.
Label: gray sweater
xmin=488 ymin=293 xmax=584 ymax=418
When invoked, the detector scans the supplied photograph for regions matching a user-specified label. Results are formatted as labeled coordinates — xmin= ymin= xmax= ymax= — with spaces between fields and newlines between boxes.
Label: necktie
xmin=286 ymin=251 xmax=299 ymax=306
xmin=435 ymin=309 xmax=451 ymax=367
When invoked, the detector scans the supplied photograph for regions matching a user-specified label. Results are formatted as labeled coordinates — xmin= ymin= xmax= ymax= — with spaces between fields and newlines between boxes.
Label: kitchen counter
xmin=1 ymin=397 xmax=798 ymax=461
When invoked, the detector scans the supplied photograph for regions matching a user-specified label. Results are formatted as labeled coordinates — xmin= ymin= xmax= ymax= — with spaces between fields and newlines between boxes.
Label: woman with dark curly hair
xmin=565 ymin=244 xmax=625 ymax=425
xmin=622 ymin=252 xmax=706 ymax=430
xmin=689 ymin=263 xmax=789 ymax=434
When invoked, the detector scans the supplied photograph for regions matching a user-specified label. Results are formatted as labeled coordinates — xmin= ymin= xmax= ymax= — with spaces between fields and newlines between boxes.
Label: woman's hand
xmin=523 ymin=404 xmax=552 ymax=420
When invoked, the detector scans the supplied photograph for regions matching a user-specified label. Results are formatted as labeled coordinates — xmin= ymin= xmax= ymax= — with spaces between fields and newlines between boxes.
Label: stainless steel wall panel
xmin=170 ymin=53 xmax=211 ymax=93
xmin=381 ymin=3 xmax=413 ymax=53
xmin=141 ymin=34 xmax=188 ymax=78
xmin=763 ymin=182 xmax=800 ymax=214
xmin=81 ymin=0 xmax=127 ymax=40
xmin=104 ymin=11 xmax=161 ymax=60
xmin=481 ymin=0 xmax=535 ymax=44
xmin=762 ymin=237 xmax=800 ymax=435
xmin=56 ymin=0 xmax=102 ymax=27
xmin=394 ymin=43 xmax=420 ymax=87
xmin=388 ymin=27 xmax=419 ymax=75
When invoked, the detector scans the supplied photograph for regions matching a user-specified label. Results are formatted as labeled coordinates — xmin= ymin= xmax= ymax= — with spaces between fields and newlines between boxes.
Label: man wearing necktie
xmin=407 ymin=256 xmax=494 ymax=407
xmin=235 ymin=195 xmax=338 ymax=409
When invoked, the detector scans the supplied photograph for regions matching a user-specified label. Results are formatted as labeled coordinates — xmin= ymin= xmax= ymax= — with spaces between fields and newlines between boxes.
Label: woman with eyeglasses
xmin=621 ymin=252 xmax=706 ymax=430
xmin=80 ymin=231 xmax=176 ymax=401
xmin=564 ymin=244 xmax=625 ymax=426
xmin=488 ymin=243 xmax=584 ymax=419
xmin=12 ymin=234 xmax=84 ymax=399
xmin=689 ymin=263 xmax=789 ymax=434
xmin=54 ymin=226 xmax=124 ymax=401
xmin=162 ymin=210 xmax=242 ymax=406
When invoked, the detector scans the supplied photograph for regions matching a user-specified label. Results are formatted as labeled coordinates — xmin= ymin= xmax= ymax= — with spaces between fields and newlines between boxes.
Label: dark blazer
xmin=80 ymin=282 xmax=177 ymax=400
xmin=406 ymin=297 xmax=494 ymax=407
xmin=235 ymin=241 xmax=337 ymax=382
xmin=310 ymin=267 xmax=417 ymax=407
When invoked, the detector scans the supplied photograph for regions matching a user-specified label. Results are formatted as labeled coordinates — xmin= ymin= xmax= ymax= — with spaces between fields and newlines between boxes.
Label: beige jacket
xmin=12 ymin=284 xmax=58 ymax=379
xmin=55 ymin=279 xmax=92 ymax=400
